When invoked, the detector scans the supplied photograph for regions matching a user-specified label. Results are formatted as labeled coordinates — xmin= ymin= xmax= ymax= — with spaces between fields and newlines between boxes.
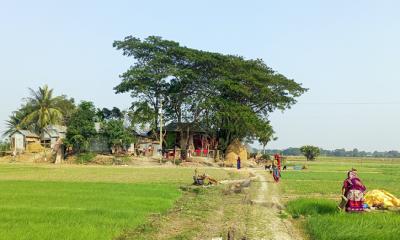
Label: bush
xmin=261 ymin=154 xmax=270 ymax=160
xmin=173 ymin=159 xmax=182 ymax=165
xmin=112 ymin=156 xmax=131 ymax=165
xmin=76 ymin=152 xmax=96 ymax=164
xmin=286 ymin=198 xmax=338 ymax=218
xmin=0 ymin=141 xmax=10 ymax=156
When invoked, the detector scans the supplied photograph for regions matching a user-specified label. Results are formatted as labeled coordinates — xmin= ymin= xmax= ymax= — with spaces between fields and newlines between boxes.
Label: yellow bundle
xmin=364 ymin=189 xmax=400 ymax=208
xmin=27 ymin=142 xmax=43 ymax=153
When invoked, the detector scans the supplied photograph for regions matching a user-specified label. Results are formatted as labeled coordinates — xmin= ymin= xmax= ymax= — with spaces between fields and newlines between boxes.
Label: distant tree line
xmin=265 ymin=147 xmax=400 ymax=158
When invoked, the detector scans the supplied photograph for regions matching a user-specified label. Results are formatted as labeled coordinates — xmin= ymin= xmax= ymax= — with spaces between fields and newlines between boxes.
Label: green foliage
xmin=0 ymin=140 xmax=10 ymax=156
xmin=96 ymin=107 xmax=123 ymax=121
xmin=300 ymin=145 xmax=320 ymax=161
xmin=0 ymin=140 xmax=10 ymax=151
xmin=3 ymin=86 xmax=75 ymax=137
xmin=100 ymin=119 xmax=134 ymax=152
xmin=21 ymin=85 xmax=64 ymax=132
xmin=113 ymin=36 xmax=175 ymax=130
xmin=65 ymin=101 xmax=97 ymax=152
xmin=76 ymin=152 xmax=96 ymax=164
xmin=3 ymin=112 xmax=26 ymax=137
xmin=114 ymin=36 xmax=307 ymax=152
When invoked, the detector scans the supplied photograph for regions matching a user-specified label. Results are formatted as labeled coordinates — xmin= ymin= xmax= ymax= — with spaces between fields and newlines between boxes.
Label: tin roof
xmin=15 ymin=130 xmax=40 ymax=138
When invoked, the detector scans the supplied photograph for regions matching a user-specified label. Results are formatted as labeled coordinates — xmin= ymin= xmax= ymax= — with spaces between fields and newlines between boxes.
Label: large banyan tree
xmin=113 ymin=36 xmax=307 ymax=155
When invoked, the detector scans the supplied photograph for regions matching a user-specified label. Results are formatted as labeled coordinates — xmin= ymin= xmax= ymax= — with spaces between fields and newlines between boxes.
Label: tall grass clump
xmin=307 ymin=213 xmax=400 ymax=240
xmin=286 ymin=198 xmax=338 ymax=218
xmin=287 ymin=198 xmax=400 ymax=240
xmin=76 ymin=152 xmax=96 ymax=164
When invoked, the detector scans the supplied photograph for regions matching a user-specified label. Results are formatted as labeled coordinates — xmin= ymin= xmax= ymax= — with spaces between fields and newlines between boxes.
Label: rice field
xmin=281 ymin=156 xmax=400 ymax=240
xmin=0 ymin=164 xmax=236 ymax=240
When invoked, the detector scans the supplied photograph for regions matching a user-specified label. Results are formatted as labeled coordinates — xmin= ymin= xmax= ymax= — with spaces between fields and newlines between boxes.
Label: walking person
xmin=272 ymin=153 xmax=281 ymax=182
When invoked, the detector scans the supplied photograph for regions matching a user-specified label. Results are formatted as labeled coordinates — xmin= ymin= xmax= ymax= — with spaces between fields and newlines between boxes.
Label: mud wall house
xmin=10 ymin=130 xmax=40 ymax=153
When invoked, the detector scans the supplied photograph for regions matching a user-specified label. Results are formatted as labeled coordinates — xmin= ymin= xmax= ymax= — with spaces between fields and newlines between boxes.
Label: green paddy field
xmin=281 ymin=156 xmax=400 ymax=240
xmin=0 ymin=157 xmax=399 ymax=240
xmin=0 ymin=164 xmax=232 ymax=240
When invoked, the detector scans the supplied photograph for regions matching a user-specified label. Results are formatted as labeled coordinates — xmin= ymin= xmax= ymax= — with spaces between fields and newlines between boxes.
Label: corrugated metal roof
xmin=16 ymin=130 xmax=40 ymax=138
xmin=42 ymin=125 xmax=67 ymax=138
xmin=46 ymin=125 xmax=67 ymax=133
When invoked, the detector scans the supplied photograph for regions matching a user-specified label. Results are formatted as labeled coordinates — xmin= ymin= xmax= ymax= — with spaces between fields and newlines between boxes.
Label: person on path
xmin=237 ymin=156 xmax=241 ymax=170
xmin=342 ymin=169 xmax=366 ymax=212
xmin=272 ymin=154 xmax=281 ymax=182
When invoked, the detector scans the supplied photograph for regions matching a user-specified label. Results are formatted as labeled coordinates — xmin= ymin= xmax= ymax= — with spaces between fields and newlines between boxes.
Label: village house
xmin=9 ymin=125 xmax=67 ymax=153
xmin=40 ymin=125 xmax=67 ymax=148
xmin=10 ymin=130 xmax=40 ymax=153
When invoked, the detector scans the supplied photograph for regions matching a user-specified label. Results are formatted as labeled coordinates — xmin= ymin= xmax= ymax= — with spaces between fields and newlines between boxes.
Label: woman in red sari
xmin=342 ymin=169 xmax=366 ymax=212
xmin=272 ymin=154 xmax=281 ymax=182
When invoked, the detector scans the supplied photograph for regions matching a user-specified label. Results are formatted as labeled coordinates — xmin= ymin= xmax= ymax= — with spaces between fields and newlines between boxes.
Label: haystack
xmin=225 ymin=139 xmax=248 ymax=164
xmin=27 ymin=142 xmax=43 ymax=153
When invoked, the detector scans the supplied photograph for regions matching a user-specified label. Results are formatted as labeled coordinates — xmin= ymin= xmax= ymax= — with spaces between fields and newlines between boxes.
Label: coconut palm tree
xmin=21 ymin=85 xmax=64 ymax=133
xmin=19 ymin=85 xmax=65 ymax=162
xmin=3 ymin=114 xmax=23 ymax=137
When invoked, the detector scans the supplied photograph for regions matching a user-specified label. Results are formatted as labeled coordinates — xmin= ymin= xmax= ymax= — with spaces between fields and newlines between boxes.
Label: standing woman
xmin=342 ymin=169 xmax=367 ymax=212
xmin=272 ymin=154 xmax=281 ymax=182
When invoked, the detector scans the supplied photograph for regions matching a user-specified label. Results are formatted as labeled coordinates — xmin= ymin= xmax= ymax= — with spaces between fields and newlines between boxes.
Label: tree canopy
xmin=65 ymin=101 xmax=97 ymax=153
xmin=113 ymin=36 xmax=307 ymax=151
xmin=300 ymin=145 xmax=321 ymax=161
xmin=100 ymin=119 xmax=133 ymax=154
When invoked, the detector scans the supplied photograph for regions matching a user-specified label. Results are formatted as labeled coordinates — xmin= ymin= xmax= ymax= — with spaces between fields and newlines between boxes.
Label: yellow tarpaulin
xmin=364 ymin=189 xmax=400 ymax=208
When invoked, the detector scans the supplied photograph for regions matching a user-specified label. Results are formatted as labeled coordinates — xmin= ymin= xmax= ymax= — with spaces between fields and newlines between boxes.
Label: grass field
xmin=0 ymin=163 xmax=237 ymax=240
xmin=281 ymin=156 xmax=400 ymax=240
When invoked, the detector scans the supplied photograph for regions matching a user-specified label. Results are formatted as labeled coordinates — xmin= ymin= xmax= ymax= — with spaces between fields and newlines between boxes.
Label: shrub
xmin=0 ymin=141 xmax=10 ymax=156
xmin=76 ymin=152 xmax=96 ymax=164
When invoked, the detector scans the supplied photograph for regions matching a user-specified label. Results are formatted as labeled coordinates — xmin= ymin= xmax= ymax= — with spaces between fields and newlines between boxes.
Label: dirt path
xmin=248 ymin=169 xmax=303 ymax=240
xmin=117 ymin=168 xmax=304 ymax=240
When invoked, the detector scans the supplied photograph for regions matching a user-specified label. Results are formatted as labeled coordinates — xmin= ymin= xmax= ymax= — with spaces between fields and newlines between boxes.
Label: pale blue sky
xmin=1 ymin=0 xmax=399 ymax=151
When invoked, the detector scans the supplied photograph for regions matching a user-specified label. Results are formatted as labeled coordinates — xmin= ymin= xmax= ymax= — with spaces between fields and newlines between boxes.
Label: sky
xmin=0 ymin=0 xmax=399 ymax=151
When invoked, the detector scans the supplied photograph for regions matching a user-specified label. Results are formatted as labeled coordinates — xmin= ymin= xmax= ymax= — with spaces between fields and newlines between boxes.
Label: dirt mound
xmin=0 ymin=151 xmax=53 ymax=163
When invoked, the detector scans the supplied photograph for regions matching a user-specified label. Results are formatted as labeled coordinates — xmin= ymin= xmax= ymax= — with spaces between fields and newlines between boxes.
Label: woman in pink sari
xmin=342 ymin=169 xmax=366 ymax=212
